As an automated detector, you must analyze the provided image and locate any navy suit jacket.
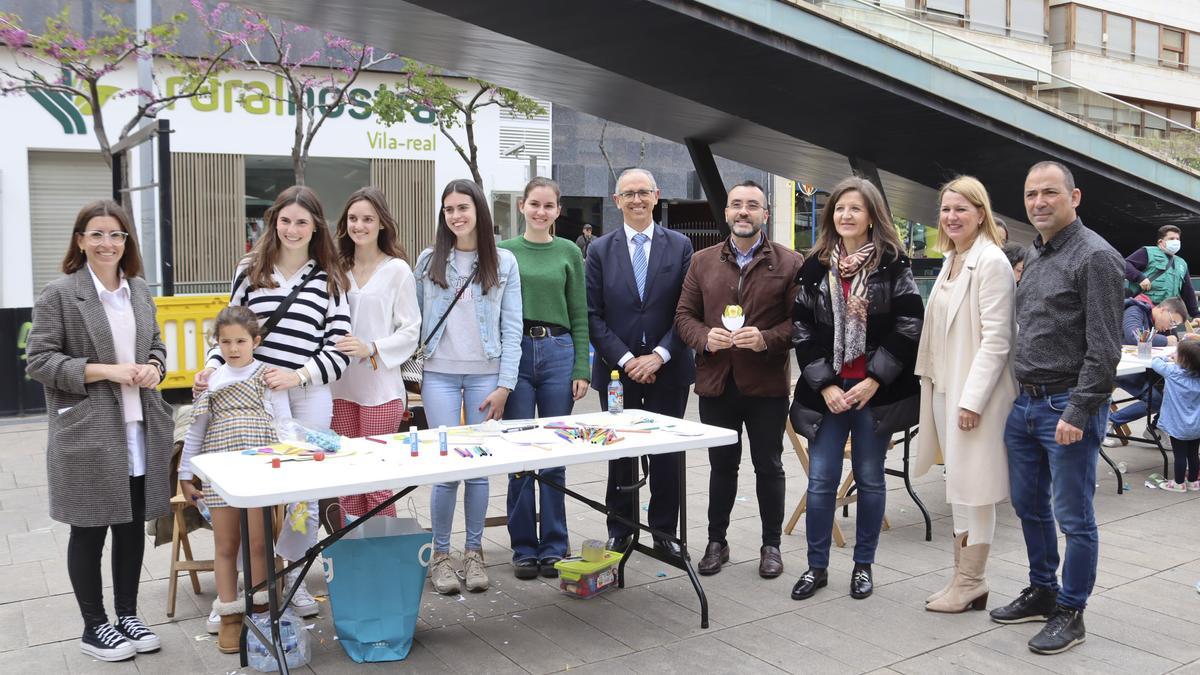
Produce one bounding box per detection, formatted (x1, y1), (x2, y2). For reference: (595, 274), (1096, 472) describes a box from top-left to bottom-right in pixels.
(586, 224), (696, 391)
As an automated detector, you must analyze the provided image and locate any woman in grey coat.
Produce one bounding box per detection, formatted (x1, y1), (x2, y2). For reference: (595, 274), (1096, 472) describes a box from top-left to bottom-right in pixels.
(26, 200), (174, 663)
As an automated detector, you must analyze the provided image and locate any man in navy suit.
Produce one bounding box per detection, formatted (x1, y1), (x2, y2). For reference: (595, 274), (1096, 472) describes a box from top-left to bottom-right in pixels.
(586, 168), (695, 560)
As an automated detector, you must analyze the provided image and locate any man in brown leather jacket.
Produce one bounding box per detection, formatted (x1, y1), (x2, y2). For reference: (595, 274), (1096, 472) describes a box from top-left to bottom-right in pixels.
(674, 180), (802, 579)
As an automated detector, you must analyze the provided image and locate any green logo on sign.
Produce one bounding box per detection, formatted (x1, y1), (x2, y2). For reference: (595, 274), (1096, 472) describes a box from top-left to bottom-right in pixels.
(30, 70), (117, 134)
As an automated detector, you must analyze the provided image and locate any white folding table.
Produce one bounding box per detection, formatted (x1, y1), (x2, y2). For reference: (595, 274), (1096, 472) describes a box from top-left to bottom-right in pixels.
(193, 410), (737, 672)
(1107, 346), (1176, 489)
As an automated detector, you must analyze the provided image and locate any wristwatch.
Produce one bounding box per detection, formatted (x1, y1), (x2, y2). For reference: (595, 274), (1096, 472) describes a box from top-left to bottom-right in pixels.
(148, 358), (166, 384)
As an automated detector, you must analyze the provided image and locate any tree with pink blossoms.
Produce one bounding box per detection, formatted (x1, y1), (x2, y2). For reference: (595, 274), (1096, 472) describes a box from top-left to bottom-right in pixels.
(194, 1), (398, 184)
(0, 6), (237, 185)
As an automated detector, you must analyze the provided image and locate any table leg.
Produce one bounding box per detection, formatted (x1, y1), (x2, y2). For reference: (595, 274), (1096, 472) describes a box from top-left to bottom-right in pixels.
(530, 465), (710, 628)
(883, 429), (931, 541)
(261, 506), (291, 675)
(236, 487), (420, 670)
(675, 455), (709, 629)
(238, 509), (251, 667)
(1098, 447), (1124, 495)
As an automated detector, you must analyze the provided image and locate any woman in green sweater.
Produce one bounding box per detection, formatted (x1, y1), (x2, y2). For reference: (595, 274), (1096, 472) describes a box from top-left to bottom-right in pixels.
(499, 177), (590, 579)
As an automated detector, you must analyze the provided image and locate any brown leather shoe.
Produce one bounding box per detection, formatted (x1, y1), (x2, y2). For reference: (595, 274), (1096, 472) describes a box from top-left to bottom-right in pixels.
(697, 541), (729, 576)
(759, 545), (783, 578)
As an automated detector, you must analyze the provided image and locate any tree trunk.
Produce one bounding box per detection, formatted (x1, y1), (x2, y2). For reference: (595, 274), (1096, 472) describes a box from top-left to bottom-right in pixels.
(464, 108), (483, 188)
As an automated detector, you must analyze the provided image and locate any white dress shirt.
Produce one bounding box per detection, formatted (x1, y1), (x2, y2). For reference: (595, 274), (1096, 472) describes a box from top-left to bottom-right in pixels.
(617, 222), (671, 368)
(87, 264), (145, 476)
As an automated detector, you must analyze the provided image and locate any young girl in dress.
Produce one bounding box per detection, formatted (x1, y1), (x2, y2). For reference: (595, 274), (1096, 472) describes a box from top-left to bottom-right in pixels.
(179, 306), (293, 653)
(331, 186), (421, 518)
(1152, 339), (1200, 493)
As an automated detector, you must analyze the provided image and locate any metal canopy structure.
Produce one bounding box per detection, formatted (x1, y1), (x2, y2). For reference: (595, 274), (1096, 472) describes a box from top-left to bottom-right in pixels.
(240, 0), (1200, 251)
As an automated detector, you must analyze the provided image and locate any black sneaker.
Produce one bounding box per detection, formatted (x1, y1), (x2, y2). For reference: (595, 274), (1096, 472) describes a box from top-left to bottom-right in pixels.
(790, 568), (828, 600)
(80, 623), (136, 662)
(114, 615), (161, 653)
(513, 558), (539, 580)
(989, 585), (1058, 624)
(539, 558), (562, 579)
(1028, 605), (1086, 655)
(850, 563), (874, 599)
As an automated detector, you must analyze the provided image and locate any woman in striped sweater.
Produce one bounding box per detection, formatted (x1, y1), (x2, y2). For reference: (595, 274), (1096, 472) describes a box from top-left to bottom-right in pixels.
(194, 184), (350, 618)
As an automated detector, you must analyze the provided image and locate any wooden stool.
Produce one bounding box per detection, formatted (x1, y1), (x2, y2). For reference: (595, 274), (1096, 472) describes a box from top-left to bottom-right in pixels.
(1110, 401), (1131, 446)
(783, 419), (889, 547)
(166, 482), (213, 618)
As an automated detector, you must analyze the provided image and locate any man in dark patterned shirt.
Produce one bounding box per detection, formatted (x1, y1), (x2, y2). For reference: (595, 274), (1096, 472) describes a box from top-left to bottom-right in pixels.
(989, 161), (1123, 655)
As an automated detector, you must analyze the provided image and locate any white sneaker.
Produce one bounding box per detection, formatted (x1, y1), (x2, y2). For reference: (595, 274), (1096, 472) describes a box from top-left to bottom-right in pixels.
(285, 569), (320, 617)
(1102, 436), (1121, 447)
(206, 607), (220, 634)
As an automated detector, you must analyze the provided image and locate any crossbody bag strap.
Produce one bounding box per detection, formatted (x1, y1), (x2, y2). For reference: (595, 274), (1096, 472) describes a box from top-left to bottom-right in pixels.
(260, 264), (323, 339)
(421, 267), (478, 348)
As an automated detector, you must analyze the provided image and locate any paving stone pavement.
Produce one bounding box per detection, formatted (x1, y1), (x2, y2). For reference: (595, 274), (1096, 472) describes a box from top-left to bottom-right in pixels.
(1, 395), (1197, 674)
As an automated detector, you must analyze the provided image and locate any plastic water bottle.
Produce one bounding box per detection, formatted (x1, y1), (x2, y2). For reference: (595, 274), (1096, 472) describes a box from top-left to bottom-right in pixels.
(607, 370), (624, 414)
(246, 608), (310, 672)
(193, 497), (212, 524)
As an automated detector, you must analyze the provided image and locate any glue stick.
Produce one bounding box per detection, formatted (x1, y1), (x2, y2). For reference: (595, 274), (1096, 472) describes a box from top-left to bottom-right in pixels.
(408, 426), (419, 457)
(438, 425), (448, 456)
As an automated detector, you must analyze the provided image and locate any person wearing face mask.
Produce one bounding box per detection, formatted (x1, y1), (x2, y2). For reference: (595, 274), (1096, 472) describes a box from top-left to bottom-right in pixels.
(674, 180), (803, 580)
(1124, 225), (1198, 319)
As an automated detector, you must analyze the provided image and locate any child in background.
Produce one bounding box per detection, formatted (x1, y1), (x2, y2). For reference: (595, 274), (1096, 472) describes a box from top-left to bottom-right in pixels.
(1151, 340), (1200, 493)
(178, 306), (293, 653)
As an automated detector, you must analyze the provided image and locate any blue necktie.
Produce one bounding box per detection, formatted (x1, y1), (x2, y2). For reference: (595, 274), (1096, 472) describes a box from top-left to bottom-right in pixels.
(632, 232), (648, 300)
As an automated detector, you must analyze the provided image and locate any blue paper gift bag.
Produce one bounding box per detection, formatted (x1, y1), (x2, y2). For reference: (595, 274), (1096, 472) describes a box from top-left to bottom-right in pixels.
(321, 516), (432, 663)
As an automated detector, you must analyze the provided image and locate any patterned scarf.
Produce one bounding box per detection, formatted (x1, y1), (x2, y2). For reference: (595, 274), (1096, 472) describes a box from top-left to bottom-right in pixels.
(829, 240), (876, 372)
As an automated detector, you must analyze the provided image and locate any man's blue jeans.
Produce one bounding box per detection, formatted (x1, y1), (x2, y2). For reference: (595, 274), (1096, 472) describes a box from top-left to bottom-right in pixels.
(1109, 374), (1162, 427)
(1004, 391), (1107, 610)
(805, 381), (890, 569)
(504, 334), (575, 562)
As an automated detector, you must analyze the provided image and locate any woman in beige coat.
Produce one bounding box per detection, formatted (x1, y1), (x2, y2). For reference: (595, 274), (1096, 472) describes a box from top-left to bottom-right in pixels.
(914, 175), (1016, 614)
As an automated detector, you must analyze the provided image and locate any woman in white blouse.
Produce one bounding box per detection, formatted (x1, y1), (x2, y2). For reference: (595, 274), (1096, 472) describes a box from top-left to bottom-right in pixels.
(331, 186), (422, 518)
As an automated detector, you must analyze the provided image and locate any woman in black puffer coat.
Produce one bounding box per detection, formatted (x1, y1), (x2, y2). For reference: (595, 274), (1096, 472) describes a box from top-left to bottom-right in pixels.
(788, 176), (923, 604)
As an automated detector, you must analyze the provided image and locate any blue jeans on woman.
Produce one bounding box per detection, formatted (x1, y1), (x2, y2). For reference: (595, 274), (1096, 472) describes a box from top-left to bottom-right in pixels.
(504, 334), (575, 563)
(805, 380), (891, 569)
(423, 371), (499, 553)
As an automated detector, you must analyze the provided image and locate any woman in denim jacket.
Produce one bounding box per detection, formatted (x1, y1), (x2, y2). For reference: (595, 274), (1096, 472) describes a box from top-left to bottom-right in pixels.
(414, 179), (523, 595)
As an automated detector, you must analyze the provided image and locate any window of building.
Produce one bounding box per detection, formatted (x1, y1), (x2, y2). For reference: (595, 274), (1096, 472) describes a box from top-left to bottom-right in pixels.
(1009, 0), (1045, 41)
(969, 0), (1006, 36)
(1162, 28), (1185, 69)
(1105, 14), (1133, 61)
(1135, 21), (1160, 66)
(243, 155), (370, 249)
(1191, 33), (1200, 73)
(925, 0), (965, 18)
(1049, 5), (1068, 48)
(1074, 7), (1103, 54)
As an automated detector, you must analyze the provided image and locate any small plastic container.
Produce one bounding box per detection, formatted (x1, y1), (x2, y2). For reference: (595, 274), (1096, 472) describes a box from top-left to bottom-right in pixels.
(555, 550), (623, 599)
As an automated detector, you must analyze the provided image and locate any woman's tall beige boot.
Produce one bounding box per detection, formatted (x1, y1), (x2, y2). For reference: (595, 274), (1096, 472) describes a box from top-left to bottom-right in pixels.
(926, 541), (990, 613)
(926, 531), (967, 604)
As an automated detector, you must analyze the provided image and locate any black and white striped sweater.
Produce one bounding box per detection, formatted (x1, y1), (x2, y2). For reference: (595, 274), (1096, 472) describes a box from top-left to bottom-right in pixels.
(205, 260), (352, 385)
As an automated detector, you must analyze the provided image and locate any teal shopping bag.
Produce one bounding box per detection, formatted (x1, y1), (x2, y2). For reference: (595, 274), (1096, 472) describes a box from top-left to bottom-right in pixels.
(321, 516), (432, 662)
